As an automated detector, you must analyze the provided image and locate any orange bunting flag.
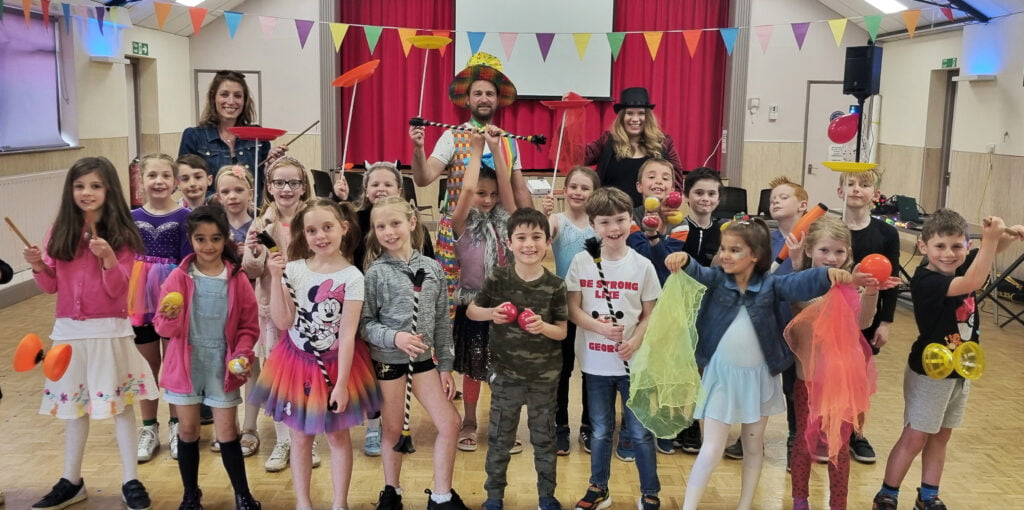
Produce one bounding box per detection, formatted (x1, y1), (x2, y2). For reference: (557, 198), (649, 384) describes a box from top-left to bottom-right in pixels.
(329, 23), (349, 52)
(902, 10), (921, 38)
(643, 31), (663, 60)
(827, 18), (847, 47)
(433, 30), (451, 56)
(755, 25), (773, 53)
(22, 0), (31, 28)
(153, 2), (172, 30)
(397, 28), (417, 57)
(682, 30), (701, 58)
(189, 7), (208, 35)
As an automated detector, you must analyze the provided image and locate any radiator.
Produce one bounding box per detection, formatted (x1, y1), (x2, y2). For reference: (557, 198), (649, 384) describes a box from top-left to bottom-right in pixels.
(1, 169), (68, 275)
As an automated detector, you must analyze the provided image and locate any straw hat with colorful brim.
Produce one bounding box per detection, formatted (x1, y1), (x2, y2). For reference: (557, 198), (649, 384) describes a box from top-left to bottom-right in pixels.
(449, 52), (517, 108)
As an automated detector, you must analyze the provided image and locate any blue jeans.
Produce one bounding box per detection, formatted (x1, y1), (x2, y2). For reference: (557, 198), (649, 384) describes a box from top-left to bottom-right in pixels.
(585, 373), (660, 495)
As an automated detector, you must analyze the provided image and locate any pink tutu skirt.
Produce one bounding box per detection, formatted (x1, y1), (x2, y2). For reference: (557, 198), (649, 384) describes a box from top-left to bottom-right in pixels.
(127, 256), (177, 326)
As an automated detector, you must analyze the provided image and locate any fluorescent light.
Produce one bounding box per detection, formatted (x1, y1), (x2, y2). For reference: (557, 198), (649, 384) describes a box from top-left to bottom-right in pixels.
(176, 0), (204, 7)
(865, 0), (907, 14)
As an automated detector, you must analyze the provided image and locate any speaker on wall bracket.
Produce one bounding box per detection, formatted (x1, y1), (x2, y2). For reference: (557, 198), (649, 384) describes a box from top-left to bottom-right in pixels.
(843, 45), (883, 102)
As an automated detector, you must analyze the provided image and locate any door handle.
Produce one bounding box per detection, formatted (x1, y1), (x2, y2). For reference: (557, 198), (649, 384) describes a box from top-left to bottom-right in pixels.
(807, 163), (814, 175)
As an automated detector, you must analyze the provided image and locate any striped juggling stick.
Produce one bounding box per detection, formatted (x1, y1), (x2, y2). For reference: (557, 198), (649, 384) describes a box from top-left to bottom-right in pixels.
(394, 268), (428, 454)
(282, 273), (338, 412)
(408, 117), (547, 148)
(583, 237), (629, 374)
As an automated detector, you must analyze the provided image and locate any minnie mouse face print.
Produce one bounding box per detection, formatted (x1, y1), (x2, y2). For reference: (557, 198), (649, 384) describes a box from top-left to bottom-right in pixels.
(297, 279), (347, 352)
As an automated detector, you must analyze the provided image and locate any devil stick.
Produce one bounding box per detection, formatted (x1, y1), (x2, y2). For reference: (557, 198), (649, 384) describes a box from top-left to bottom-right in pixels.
(394, 268), (427, 454)
(583, 237), (629, 374)
(408, 117), (547, 147)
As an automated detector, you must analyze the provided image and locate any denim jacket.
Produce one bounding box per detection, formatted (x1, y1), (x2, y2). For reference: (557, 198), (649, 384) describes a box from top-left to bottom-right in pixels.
(178, 125), (270, 195)
(683, 261), (831, 375)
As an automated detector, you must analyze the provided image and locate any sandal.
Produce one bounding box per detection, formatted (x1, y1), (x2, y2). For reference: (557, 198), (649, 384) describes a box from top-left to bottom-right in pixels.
(457, 425), (478, 452)
(240, 429), (260, 457)
(509, 438), (524, 455)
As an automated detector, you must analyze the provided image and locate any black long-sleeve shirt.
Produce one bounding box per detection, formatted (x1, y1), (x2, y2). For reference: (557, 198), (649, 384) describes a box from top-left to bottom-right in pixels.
(851, 218), (901, 342)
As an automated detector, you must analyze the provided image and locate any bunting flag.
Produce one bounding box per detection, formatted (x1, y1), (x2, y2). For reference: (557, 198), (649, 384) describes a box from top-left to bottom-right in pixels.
(189, 7), (208, 35)
(295, 19), (314, 48)
(62, 3), (72, 34)
(791, 22), (810, 50)
(109, 4), (117, 25)
(224, 11), (243, 39)
(827, 18), (847, 47)
(433, 29), (450, 56)
(41, 0), (51, 29)
(682, 30), (701, 58)
(864, 14), (882, 42)
(467, 31), (485, 54)
(22, 0), (31, 28)
(643, 31), (663, 60)
(153, 2), (172, 30)
(95, 6), (104, 35)
(397, 28), (416, 57)
(719, 27), (738, 55)
(755, 25), (773, 53)
(116, 7), (133, 29)
(572, 32), (591, 60)
(941, 7), (955, 22)
(329, 23), (349, 52)
(606, 32), (625, 61)
(364, 25), (383, 53)
(903, 10), (921, 37)
(536, 33), (555, 61)
(499, 32), (518, 60)
(258, 15), (277, 39)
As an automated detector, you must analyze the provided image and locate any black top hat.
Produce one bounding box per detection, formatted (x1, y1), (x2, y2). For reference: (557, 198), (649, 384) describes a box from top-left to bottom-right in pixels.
(613, 87), (655, 113)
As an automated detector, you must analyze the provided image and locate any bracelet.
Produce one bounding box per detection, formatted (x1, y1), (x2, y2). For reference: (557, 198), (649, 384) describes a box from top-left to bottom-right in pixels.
(646, 233), (660, 240)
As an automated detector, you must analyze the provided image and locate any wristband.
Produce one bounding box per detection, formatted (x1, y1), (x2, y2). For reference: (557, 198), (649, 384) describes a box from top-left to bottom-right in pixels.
(646, 233), (661, 240)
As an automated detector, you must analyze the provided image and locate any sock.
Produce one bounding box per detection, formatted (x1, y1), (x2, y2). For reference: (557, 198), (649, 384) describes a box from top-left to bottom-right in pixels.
(430, 492), (452, 504)
(142, 418), (158, 427)
(219, 439), (252, 497)
(114, 410), (139, 483)
(177, 437), (200, 490)
(393, 487), (403, 495)
(918, 483), (939, 501)
(168, 417), (179, 425)
(879, 483), (900, 498)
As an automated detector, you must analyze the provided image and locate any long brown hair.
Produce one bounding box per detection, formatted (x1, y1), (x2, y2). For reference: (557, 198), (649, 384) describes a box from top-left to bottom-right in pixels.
(721, 217), (772, 274)
(287, 199), (361, 263)
(258, 157), (312, 218)
(363, 196), (424, 270)
(198, 71), (256, 127)
(610, 107), (667, 161)
(47, 157), (144, 261)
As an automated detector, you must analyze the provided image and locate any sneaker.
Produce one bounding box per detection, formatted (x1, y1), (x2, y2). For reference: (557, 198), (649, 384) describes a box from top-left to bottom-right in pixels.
(199, 404), (214, 425)
(169, 422), (180, 460)
(235, 492), (262, 510)
(264, 441), (290, 472)
(556, 426), (571, 456)
(578, 427), (592, 454)
(375, 485), (402, 510)
(210, 439), (221, 453)
(724, 438), (743, 460)
(539, 495), (562, 510)
(177, 487), (202, 510)
(364, 420), (382, 457)
(575, 485), (611, 510)
(425, 488), (468, 510)
(137, 423), (159, 463)
(792, 498), (809, 510)
(31, 478), (86, 509)
(615, 438), (635, 462)
(850, 433), (877, 463)
(786, 435), (794, 473)
(872, 493), (899, 510)
(637, 494), (660, 510)
(675, 422), (701, 454)
(655, 438), (675, 455)
(311, 440), (322, 468)
(482, 498), (503, 510)
(915, 494), (947, 510)
(122, 479), (152, 510)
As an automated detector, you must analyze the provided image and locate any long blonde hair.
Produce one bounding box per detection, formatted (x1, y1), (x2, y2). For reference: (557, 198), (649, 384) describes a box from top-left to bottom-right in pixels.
(363, 196), (424, 270)
(800, 215), (854, 271)
(610, 108), (667, 161)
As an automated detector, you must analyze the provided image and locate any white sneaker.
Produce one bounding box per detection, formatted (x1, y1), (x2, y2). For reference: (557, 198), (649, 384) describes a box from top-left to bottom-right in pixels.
(137, 423), (159, 463)
(264, 441), (290, 472)
(168, 421), (179, 460)
(311, 440), (322, 468)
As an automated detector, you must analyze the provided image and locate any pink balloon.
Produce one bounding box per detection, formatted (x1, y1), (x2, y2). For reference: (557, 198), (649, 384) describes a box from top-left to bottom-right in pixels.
(827, 114), (860, 144)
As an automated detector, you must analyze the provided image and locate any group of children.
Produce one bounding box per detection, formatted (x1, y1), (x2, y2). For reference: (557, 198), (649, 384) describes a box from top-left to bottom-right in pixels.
(13, 140), (1024, 510)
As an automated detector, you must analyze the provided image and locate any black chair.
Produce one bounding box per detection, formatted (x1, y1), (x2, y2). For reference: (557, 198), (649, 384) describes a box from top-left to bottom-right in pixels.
(756, 188), (772, 217)
(343, 172), (363, 202)
(713, 186), (748, 220)
(311, 169), (333, 198)
(402, 175), (447, 222)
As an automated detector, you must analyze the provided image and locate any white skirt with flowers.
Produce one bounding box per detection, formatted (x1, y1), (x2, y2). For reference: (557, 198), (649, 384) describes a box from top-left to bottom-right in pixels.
(39, 335), (158, 420)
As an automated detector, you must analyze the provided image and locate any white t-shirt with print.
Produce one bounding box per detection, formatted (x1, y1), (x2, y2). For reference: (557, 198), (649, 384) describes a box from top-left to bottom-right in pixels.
(284, 260), (364, 352)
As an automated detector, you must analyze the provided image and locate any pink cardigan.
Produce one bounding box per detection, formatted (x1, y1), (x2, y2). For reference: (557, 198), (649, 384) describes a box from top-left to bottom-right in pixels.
(34, 237), (135, 320)
(154, 255), (259, 394)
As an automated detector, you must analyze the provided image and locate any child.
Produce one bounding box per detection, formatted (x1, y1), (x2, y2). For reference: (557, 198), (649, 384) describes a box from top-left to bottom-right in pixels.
(664, 218), (856, 510)
(541, 166), (599, 455)
(567, 186), (662, 510)
(178, 154), (212, 208)
(468, 208), (569, 510)
(23, 156), (155, 510)
(154, 206), (262, 509)
(241, 156), (316, 472)
(452, 130), (516, 454)
(676, 166), (724, 267)
(131, 153), (194, 462)
(872, 210), (1023, 510)
(250, 199), (382, 510)
(215, 165), (255, 248)
(629, 158), (681, 235)
(837, 168), (901, 463)
(360, 195), (468, 510)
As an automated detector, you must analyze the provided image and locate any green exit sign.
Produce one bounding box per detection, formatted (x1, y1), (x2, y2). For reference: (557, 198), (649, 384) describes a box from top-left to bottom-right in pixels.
(131, 41), (149, 56)
(942, 57), (957, 68)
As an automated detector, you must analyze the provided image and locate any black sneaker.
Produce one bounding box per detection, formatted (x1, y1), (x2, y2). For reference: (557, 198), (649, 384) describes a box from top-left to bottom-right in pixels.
(723, 438), (743, 459)
(915, 494), (947, 510)
(575, 485), (610, 510)
(872, 493), (898, 510)
(235, 492), (262, 510)
(376, 485), (403, 510)
(538, 495), (562, 510)
(177, 487), (202, 510)
(578, 426), (592, 454)
(32, 478), (87, 509)
(675, 422), (701, 454)
(655, 438), (675, 455)
(638, 494), (660, 510)
(786, 435), (794, 473)
(425, 488), (469, 510)
(122, 479), (152, 510)
(199, 404), (214, 425)
(556, 425), (571, 456)
(849, 433), (877, 464)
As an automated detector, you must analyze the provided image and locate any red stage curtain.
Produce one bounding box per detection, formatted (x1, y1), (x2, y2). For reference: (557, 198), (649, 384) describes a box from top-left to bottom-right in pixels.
(338, 0), (728, 172)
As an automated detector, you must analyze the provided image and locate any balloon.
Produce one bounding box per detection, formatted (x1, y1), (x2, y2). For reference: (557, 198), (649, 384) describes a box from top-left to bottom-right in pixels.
(827, 114), (860, 144)
(499, 302), (518, 322)
(860, 254), (893, 282)
(922, 343), (954, 380)
(644, 196), (661, 213)
(953, 342), (986, 380)
(517, 309), (537, 331)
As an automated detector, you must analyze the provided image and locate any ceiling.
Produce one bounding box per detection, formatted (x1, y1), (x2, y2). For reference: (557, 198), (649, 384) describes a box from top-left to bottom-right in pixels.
(110, 0), (246, 36)
(818, 0), (1024, 35)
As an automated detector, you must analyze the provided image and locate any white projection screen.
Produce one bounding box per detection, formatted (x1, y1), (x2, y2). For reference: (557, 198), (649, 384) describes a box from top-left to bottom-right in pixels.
(454, 0), (614, 99)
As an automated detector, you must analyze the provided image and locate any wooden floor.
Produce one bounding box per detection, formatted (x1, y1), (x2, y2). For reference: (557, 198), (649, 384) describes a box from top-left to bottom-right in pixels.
(2, 292), (1023, 510)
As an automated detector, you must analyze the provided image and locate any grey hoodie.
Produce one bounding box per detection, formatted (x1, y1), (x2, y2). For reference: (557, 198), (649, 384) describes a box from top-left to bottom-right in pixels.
(360, 251), (453, 371)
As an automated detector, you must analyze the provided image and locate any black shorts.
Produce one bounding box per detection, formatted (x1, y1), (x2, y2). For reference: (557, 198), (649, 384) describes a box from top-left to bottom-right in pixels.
(133, 324), (162, 345)
(373, 358), (436, 381)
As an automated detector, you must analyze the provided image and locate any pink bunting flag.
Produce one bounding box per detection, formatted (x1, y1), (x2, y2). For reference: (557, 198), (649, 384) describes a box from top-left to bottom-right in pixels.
(791, 22), (810, 50)
(295, 19), (314, 48)
(682, 30), (701, 58)
(499, 32), (518, 60)
(259, 16), (277, 39)
(41, 0), (51, 29)
(536, 33), (555, 61)
(755, 25), (773, 53)
(941, 7), (955, 22)
(189, 7), (208, 35)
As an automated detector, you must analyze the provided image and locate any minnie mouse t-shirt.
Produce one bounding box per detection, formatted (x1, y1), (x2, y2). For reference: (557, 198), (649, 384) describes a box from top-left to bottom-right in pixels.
(284, 260), (364, 353)
(908, 250), (980, 378)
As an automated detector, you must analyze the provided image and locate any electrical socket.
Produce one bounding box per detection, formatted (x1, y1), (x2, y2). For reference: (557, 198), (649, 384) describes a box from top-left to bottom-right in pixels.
(768, 104), (779, 121)
(985, 143), (996, 153)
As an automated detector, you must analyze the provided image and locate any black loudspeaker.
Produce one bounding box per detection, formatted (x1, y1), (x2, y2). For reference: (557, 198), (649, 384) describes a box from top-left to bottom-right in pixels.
(843, 46), (883, 100)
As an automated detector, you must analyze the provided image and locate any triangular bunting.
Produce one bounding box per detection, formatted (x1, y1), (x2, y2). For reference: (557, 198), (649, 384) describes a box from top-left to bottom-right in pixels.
(433, 30), (450, 56)
(41, 0), (51, 29)
(95, 6), (104, 35)
(258, 16), (277, 39)
(755, 25), (773, 53)
(682, 30), (701, 58)
(499, 32), (518, 60)
(116, 7), (132, 29)
(536, 33), (555, 61)
(572, 33), (591, 60)
(153, 2), (172, 31)
(295, 19), (314, 48)
(791, 22), (810, 50)
(61, 3), (72, 34)
(397, 28), (417, 57)
(941, 7), (955, 22)
(223, 11), (243, 39)
(22, 0), (31, 28)
(643, 31), (663, 60)
(329, 23), (349, 52)
(189, 7), (208, 35)
(864, 14), (882, 42)
(606, 32), (625, 60)
(827, 18), (847, 47)
(903, 10), (921, 37)
(467, 31), (485, 55)
(719, 27), (738, 55)
(364, 25), (383, 53)
(109, 4), (117, 25)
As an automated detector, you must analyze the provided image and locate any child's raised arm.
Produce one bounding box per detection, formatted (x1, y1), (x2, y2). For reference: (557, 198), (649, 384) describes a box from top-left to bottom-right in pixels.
(948, 216), (1012, 296)
(452, 133), (485, 238)
(484, 126), (517, 214)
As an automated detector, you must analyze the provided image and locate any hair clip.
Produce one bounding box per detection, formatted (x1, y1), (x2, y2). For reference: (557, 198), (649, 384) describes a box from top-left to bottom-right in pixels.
(231, 165), (246, 177)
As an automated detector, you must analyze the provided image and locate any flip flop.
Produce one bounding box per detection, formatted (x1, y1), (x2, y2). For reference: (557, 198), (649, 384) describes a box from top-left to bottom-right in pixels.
(457, 426), (478, 452)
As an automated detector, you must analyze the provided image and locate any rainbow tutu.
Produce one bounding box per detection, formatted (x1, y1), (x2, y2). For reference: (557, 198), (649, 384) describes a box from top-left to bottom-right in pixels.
(128, 255), (177, 326)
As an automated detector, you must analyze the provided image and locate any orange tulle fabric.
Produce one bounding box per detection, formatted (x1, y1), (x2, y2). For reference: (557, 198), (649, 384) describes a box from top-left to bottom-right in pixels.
(784, 284), (877, 463)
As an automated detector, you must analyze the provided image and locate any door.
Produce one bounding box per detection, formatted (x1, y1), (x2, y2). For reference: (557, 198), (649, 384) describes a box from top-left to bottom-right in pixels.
(125, 60), (141, 161)
(802, 81), (857, 211)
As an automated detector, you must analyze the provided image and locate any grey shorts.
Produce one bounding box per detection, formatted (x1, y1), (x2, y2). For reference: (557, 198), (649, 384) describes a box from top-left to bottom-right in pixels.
(903, 365), (970, 434)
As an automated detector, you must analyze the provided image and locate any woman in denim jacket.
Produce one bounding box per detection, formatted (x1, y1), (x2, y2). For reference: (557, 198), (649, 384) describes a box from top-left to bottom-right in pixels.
(665, 218), (862, 510)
